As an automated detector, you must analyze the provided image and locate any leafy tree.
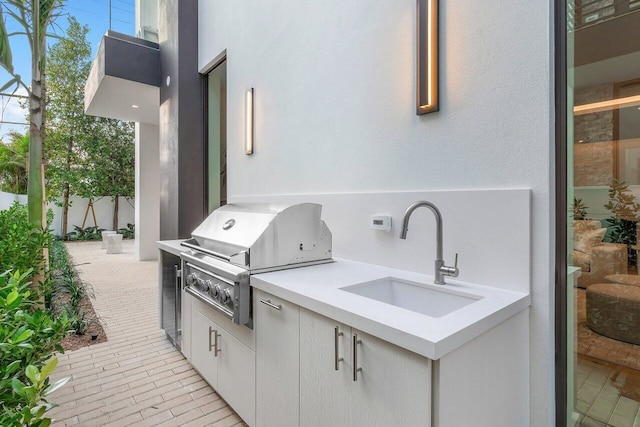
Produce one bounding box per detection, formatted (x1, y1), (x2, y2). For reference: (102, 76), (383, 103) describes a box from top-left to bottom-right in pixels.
(45, 16), (92, 236)
(84, 119), (134, 231)
(46, 16), (134, 234)
(0, 0), (64, 230)
(0, 131), (28, 194)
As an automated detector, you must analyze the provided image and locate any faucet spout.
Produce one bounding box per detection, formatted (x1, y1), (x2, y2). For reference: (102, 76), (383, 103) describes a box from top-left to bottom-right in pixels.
(399, 200), (458, 285)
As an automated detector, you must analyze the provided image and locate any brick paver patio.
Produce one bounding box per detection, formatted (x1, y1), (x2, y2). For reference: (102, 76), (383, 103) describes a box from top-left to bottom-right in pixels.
(47, 240), (245, 426)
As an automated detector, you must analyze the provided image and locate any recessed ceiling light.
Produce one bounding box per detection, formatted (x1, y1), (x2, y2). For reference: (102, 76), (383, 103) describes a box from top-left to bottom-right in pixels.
(131, 104), (139, 109)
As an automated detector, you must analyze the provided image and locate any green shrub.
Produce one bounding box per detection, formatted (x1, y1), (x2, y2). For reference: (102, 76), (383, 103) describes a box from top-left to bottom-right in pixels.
(118, 223), (134, 239)
(64, 225), (103, 242)
(0, 270), (70, 425)
(0, 203), (52, 280)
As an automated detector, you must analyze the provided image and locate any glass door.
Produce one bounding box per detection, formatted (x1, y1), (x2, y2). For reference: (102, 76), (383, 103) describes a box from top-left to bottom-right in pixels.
(206, 60), (227, 214)
(562, 1), (640, 425)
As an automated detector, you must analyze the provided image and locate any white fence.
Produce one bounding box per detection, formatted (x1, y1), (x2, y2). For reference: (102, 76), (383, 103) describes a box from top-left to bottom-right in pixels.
(0, 191), (135, 237)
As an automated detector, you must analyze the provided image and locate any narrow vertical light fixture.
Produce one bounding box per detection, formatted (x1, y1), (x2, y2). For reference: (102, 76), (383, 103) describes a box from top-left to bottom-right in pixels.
(245, 88), (254, 154)
(416, 0), (438, 115)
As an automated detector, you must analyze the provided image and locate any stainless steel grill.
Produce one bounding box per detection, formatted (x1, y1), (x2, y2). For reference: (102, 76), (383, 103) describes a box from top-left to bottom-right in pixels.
(180, 203), (332, 327)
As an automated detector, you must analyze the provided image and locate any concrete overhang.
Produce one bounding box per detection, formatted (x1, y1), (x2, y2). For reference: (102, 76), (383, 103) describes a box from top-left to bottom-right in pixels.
(85, 31), (160, 125)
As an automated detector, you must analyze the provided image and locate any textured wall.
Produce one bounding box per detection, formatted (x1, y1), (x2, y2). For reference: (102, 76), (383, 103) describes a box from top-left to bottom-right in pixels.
(199, 0), (553, 424)
(574, 140), (614, 186)
(574, 83), (614, 144)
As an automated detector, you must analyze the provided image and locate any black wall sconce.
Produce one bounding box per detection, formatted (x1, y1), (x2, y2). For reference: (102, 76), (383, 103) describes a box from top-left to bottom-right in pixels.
(416, 0), (439, 115)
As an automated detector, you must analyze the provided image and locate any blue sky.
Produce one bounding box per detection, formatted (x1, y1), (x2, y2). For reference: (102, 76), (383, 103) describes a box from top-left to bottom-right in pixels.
(0, 0), (135, 140)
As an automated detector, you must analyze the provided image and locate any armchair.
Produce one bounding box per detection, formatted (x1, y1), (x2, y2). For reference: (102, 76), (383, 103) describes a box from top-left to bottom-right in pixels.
(573, 220), (628, 288)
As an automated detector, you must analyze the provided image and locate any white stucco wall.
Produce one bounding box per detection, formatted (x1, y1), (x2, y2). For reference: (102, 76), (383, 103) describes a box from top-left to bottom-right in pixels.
(48, 196), (135, 237)
(199, 1), (554, 424)
(135, 123), (160, 260)
(0, 192), (135, 237)
(0, 190), (26, 208)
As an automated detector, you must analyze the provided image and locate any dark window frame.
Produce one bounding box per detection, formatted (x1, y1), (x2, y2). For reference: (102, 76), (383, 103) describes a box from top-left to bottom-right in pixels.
(555, 0), (568, 425)
(203, 56), (228, 215)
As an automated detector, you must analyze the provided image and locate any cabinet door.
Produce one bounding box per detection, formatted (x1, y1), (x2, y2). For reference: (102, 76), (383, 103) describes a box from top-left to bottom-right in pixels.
(191, 308), (218, 388)
(255, 290), (300, 427)
(300, 308), (352, 427)
(217, 327), (256, 426)
(351, 329), (431, 427)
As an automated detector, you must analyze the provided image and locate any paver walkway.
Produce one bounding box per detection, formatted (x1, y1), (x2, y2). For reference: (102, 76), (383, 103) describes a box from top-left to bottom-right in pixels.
(48, 240), (245, 427)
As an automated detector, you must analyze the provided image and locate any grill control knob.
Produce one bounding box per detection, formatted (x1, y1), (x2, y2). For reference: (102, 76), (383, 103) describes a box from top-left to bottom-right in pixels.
(186, 273), (197, 286)
(222, 288), (234, 304)
(202, 280), (212, 293)
(212, 284), (221, 298)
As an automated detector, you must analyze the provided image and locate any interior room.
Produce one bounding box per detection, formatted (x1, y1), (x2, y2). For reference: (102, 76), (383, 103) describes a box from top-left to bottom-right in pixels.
(569, 1), (640, 425)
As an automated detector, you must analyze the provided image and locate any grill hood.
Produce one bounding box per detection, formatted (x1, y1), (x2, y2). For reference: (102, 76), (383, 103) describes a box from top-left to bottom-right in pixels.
(185, 203), (332, 272)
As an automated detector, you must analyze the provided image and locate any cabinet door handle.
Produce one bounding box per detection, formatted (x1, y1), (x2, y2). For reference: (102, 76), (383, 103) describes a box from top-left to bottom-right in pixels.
(353, 333), (362, 381)
(334, 327), (344, 370)
(209, 326), (221, 356)
(175, 265), (180, 339)
(260, 299), (282, 310)
(214, 329), (221, 357)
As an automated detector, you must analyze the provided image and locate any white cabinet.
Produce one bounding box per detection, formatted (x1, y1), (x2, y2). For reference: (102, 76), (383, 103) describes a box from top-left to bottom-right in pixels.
(300, 308), (431, 427)
(190, 304), (256, 426)
(191, 308), (218, 385)
(255, 290), (300, 427)
(300, 309), (351, 426)
(350, 328), (430, 426)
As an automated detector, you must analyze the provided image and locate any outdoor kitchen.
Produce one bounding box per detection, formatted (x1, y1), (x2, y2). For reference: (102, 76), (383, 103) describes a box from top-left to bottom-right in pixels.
(158, 195), (531, 427)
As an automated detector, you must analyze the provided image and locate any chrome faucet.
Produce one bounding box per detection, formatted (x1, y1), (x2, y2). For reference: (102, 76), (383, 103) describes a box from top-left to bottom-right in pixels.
(400, 201), (459, 285)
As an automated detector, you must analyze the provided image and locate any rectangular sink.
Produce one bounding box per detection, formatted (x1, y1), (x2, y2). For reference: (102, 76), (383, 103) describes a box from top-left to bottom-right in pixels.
(341, 277), (481, 318)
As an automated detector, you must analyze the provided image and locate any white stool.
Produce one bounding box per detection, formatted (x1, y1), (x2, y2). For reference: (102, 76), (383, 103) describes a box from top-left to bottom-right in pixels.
(101, 230), (117, 249)
(106, 234), (123, 254)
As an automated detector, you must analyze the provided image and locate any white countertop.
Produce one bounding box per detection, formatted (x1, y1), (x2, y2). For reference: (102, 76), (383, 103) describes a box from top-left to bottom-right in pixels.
(157, 239), (186, 256)
(251, 259), (530, 360)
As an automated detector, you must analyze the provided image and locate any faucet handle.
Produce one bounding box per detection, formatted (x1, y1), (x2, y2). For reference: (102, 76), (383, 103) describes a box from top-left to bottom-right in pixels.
(440, 253), (459, 278)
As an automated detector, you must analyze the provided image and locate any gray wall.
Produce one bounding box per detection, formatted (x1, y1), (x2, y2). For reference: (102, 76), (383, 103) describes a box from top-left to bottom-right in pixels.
(159, 0), (205, 240)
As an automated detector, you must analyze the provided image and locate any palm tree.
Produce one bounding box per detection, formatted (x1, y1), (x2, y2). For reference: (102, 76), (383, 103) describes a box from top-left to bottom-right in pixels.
(0, 0), (63, 228)
(0, 131), (28, 194)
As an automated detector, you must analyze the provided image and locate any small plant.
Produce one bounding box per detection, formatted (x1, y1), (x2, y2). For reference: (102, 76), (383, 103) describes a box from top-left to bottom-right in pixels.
(604, 180), (640, 266)
(66, 307), (88, 336)
(0, 202), (52, 279)
(48, 240), (96, 337)
(0, 270), (70, 425)
(3, 358), (71, 426)
(118, 223), (135, 239)
(572, 198), (589, 220)
(64, 225), (104, 242)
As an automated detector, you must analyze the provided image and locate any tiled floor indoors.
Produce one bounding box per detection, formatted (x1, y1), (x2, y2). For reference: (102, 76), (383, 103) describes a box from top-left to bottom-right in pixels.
(576, 355), (640, 427)
(574, 285), (640, 427)
(47, 240), (246, 427)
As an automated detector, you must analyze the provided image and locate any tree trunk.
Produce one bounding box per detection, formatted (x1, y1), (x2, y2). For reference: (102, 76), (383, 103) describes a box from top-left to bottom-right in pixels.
(28, 0), (47, 301)
(62, 183), (70, 236)
(28, 79), (44, 229)
(61, 135), (73, 236)
(113, 196), (119, 231)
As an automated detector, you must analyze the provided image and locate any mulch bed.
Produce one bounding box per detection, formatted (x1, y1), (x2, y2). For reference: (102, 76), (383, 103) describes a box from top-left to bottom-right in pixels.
(59, 293), (107, 351)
